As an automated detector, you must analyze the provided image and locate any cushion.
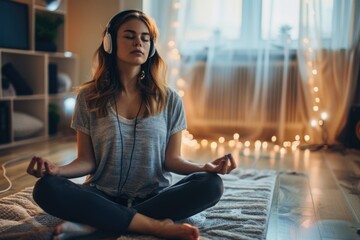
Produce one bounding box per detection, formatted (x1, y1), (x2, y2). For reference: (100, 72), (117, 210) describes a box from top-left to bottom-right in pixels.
(13, 112), (44, 140)
(2, 63), (33, 95)
(57, 72), (72, 93)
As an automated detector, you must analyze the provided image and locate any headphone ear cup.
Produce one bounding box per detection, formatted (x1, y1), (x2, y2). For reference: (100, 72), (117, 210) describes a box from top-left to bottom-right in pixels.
(149, 40), (156, 58)
(103, 32), (113, 54)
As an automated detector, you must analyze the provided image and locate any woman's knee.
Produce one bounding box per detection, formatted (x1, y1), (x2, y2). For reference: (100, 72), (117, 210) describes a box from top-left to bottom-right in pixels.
(208, 172), (224, 200)
(195, 172), (224, 202)
(33, 175), (62, 206)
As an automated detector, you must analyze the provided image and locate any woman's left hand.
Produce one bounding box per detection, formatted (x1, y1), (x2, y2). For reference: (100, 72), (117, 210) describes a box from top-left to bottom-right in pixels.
(204, 153), (237, 175)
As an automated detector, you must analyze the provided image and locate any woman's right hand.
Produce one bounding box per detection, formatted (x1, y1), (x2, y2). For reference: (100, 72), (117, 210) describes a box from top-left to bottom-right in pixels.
(26, 156), (60, 178)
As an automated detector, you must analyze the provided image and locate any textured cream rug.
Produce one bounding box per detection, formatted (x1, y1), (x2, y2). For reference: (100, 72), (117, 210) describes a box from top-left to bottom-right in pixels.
(0, 169), (277, 240)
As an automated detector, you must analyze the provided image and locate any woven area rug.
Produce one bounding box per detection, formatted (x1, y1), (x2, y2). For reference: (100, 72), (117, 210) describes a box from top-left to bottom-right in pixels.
(0, 168), (277, 240)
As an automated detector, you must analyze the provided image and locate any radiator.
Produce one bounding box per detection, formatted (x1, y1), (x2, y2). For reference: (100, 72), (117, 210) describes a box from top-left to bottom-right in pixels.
(181, 60), (304, 139)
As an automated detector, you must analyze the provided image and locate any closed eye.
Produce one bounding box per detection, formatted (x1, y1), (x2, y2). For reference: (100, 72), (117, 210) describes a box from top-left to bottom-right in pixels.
(141, 37), (150, 42)
(124, 35), (135, 39)
(123, 35), (150, 43)
(123, 29), (151, 42)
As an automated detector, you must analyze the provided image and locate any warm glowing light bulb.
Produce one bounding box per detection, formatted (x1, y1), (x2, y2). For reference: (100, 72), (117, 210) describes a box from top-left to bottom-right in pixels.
(304, 135), (311, 142)
(283, 141), (291, 148)
(244, 141), (250, 148)
(295, 135), (300, 141)
(210, 142), (217, 149)
(313, 87), (319, 92)
(313, 106), (319, 112)
(321, 112), (328, 120)
(315, 97), (320, 103)
(233, 133), (240, 140)
(271, 136), (277, 142)
(200, 139), (208, 147)
(310, 119), (317, 127)
(218, 137), (225, 144)
(228, 140), (236, 148)
(168, 41), (175, 48)
(312, 69), (318, 75)
(176, 78), (185, 88)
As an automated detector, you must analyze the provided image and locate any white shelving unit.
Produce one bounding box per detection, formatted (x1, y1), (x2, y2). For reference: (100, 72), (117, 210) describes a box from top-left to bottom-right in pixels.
(0, 0), (78, 149)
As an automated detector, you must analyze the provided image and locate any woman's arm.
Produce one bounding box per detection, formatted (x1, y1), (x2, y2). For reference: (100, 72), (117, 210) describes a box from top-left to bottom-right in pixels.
(164, 131), (237, 175)
(27, 130), (96, 178)
(57, 130), (96, 178)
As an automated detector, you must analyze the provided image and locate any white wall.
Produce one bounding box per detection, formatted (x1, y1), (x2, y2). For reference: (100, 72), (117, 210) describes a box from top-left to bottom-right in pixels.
(66, 0), (143, 85)
(120, 0), (143, 11)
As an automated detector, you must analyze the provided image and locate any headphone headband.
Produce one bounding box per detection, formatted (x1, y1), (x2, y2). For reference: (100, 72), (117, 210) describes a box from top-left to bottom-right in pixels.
(103, 10), (156, 58)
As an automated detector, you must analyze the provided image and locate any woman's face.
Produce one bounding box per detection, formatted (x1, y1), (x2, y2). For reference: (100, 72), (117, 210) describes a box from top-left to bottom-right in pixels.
(116, 18), (151, 66)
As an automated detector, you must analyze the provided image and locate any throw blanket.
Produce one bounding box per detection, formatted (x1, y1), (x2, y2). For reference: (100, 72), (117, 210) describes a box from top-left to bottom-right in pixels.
(0, 169), (277, 240)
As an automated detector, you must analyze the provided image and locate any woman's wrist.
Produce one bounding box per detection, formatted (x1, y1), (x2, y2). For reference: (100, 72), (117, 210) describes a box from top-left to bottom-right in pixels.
(56, 167), (62, 177)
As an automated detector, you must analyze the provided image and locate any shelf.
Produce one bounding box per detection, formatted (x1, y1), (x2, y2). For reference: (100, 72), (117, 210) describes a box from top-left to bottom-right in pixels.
(1, 95), (46, 100)
(48, 92), (75, 100)
(0, 0), (78, 149)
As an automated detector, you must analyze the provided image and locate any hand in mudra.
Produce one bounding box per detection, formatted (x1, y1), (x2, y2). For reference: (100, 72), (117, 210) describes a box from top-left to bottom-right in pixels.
(27, 156), (59, 178)
(204, 153), (237, 175)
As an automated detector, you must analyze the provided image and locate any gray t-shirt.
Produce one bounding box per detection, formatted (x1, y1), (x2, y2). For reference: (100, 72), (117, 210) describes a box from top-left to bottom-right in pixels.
(71, 87), (186, 198)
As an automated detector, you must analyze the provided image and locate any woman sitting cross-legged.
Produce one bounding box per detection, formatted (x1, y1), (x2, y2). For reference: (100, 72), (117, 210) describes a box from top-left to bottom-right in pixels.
(26, 9), (237, 240)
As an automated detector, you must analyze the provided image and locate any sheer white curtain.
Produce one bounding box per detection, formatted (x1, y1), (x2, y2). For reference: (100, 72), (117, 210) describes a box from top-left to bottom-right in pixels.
(144, 0), (360, 144)
(297, 0), (360, 144)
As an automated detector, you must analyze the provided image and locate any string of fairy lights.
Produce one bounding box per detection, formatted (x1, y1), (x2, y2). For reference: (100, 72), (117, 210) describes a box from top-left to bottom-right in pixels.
(163, 0), (326, 156)
(303, 0), (328, 144)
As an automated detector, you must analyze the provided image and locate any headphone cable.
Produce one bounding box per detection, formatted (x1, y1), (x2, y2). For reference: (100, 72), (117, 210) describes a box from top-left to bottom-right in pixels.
(118, 101), (142, 194)
(0, 154), (32, 194)
(114, 97), (143, 195)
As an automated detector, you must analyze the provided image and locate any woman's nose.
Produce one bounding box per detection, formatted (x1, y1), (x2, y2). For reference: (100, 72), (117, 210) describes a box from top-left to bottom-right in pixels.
(133, 37), (142, 46)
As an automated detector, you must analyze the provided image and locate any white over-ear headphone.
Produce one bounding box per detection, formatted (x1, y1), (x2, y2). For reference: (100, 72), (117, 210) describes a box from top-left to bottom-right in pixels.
(103, 29), (113, 54)
(103, 10), (156, 58)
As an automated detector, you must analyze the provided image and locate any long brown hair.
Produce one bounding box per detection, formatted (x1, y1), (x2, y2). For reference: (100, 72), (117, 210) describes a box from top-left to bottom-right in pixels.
(80, 10), (168, 117)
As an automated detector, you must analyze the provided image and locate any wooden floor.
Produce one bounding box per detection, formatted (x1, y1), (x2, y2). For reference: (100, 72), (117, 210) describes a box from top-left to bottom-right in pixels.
(0, 136), (360, 240)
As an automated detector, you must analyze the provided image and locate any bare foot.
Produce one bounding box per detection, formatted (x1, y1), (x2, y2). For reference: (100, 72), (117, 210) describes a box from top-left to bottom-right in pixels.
(152, 219), (199, 240)
(53, 221), (96, 240)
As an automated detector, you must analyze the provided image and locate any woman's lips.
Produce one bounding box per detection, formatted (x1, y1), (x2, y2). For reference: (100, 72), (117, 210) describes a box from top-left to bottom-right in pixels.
(131, 50), (144, 55)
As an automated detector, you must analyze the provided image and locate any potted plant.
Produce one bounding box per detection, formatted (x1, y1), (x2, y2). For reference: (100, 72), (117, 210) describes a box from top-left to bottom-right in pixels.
(35, 14), (63, 52)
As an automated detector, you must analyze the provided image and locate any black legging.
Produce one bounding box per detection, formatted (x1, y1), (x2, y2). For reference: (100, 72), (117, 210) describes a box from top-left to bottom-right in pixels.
(33, 172), (223, 234)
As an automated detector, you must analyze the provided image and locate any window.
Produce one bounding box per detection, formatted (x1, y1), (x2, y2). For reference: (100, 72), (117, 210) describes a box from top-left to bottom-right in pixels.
(181, 0), (242, 41)
(144, 0), (336, 51)
(261, 0), (300, 40)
